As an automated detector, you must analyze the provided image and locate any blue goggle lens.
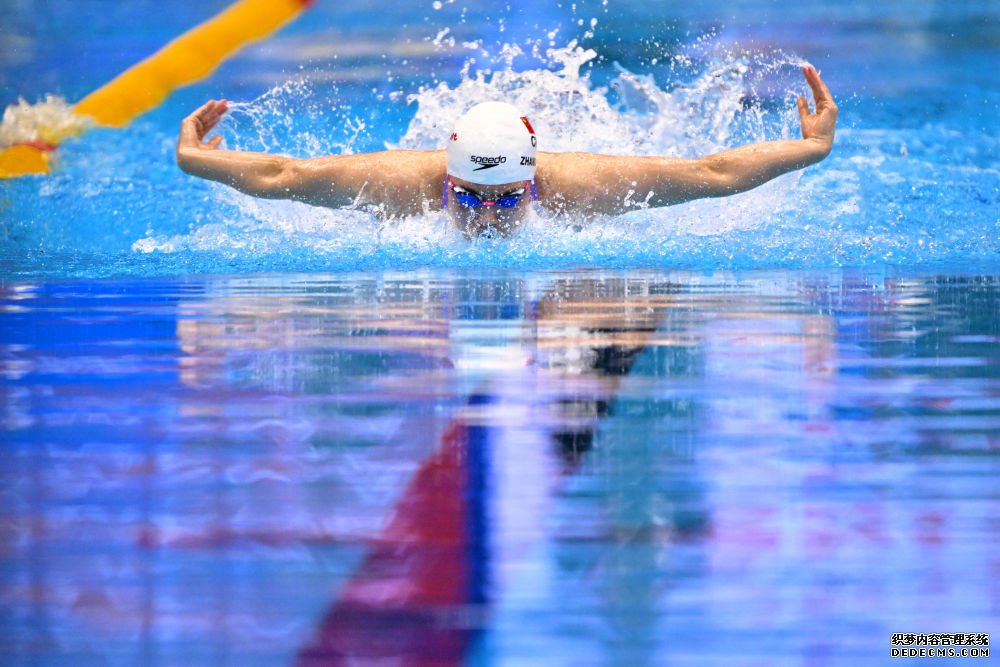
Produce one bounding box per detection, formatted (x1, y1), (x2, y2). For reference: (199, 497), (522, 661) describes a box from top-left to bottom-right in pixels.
(453, 187), (525, 209)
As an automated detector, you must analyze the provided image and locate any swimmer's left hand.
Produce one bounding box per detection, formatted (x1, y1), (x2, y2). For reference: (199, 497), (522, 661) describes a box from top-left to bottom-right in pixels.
(178, 99), (229, 152)
(797, 66), (838, 157)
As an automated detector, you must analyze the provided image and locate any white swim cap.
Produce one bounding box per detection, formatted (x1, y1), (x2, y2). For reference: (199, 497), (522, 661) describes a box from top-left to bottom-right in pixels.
(446, 101), (537, 185)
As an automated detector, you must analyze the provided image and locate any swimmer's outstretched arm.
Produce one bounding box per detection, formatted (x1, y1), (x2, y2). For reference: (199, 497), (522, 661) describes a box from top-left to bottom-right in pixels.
(176, 99), (441, 215)
(539, 65), (838, 215)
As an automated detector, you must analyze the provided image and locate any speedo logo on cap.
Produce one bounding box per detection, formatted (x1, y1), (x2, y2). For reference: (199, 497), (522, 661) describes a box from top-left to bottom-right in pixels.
(470, 155), (507, 171)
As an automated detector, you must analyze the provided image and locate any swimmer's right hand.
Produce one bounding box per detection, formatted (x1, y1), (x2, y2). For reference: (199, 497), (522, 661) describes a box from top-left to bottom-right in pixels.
(178, 99), (229, 154)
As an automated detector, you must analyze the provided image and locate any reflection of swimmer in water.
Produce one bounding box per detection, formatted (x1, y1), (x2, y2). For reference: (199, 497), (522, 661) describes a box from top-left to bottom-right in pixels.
(177, 66), (837, 239)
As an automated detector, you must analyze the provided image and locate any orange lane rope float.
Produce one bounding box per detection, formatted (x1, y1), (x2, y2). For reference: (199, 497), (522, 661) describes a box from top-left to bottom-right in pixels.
(0, 0), (312, 178)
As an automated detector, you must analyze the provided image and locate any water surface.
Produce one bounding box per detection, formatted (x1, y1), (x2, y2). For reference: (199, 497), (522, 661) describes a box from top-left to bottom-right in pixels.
(2, 270), (998, 665)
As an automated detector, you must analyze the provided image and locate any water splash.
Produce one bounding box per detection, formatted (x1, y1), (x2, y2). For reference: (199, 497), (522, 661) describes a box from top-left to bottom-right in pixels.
(130, 40), (817, 272)
(7, 34), (998, 278)
(0, 96), (91, 147)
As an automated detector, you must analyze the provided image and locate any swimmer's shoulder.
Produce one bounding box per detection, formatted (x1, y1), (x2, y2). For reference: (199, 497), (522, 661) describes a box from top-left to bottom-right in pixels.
(534, 151), (651, 215)
(393, 149), (446, 180)
(349, 149), (445, 188)
(534, 151), (608, 208)
(357, 149), (445, 217)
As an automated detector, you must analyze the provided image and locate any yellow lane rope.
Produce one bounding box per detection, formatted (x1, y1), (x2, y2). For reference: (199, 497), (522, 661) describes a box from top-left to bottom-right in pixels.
(1, 0), (311, 178)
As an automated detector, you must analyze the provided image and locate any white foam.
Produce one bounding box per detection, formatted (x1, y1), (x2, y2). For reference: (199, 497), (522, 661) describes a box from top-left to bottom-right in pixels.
(0, 95), (91, 147)
(137, 39), (814, 265)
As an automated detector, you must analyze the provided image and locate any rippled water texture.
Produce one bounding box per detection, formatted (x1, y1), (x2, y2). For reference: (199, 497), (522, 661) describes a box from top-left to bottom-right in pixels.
(2, 0), (999, 276)
(2, 271), (999, 665)
(2, 1), (999, 665)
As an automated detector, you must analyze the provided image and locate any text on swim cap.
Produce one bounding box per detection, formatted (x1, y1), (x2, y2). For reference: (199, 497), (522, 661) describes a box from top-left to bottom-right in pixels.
(470, 155), (506, 171)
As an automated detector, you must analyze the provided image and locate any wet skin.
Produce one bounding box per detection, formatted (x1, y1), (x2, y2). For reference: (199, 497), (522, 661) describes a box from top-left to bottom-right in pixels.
(178, 67), (837, 226)
(444, 175), (533, 240)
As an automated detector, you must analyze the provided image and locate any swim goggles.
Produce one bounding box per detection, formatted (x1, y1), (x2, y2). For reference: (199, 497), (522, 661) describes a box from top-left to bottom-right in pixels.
(450, 180), (526, 209)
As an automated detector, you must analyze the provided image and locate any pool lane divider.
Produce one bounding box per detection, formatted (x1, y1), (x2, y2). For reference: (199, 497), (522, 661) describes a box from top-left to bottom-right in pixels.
(0, 0), (312, 179)
(0, 142), (53, 178)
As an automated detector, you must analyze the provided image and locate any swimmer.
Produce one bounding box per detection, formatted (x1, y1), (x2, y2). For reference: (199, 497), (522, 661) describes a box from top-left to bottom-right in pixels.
(177, 66), (837, 239)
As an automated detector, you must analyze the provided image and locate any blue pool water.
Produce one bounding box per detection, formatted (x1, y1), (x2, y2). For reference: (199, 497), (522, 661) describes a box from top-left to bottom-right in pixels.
(2, 1), (999, 665)
(3, 270), (999, 667)
(3, 0), (998, 276)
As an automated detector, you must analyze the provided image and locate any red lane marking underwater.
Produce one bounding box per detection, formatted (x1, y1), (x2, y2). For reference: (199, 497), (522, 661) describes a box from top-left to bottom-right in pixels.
(0, 0), (311, 178)
(295, 417), (485, 666)
(293, 322), (652, 664)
